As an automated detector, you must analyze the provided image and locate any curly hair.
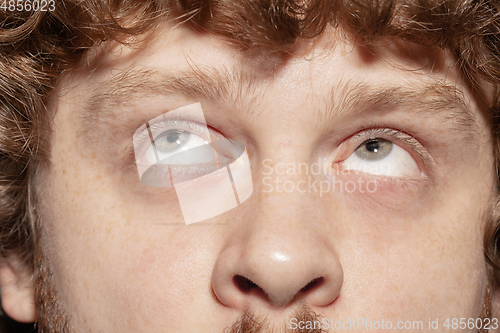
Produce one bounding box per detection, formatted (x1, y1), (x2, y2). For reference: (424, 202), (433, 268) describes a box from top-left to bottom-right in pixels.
(1, 0), (500, 323)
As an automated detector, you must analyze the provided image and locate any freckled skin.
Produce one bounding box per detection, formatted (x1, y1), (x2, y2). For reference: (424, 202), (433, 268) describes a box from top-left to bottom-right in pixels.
(28, 24), (497, 332)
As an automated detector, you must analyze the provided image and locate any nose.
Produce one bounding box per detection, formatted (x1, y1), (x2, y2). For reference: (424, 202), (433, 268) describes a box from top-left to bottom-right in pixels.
(211, 172), (343, 310)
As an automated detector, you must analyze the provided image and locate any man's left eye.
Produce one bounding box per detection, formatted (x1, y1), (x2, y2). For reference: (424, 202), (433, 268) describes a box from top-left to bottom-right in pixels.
(341, 138), (421, 177)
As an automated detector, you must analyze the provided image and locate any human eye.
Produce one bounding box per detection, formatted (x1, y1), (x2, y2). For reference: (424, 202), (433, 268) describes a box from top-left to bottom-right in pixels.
(340, 129), (423, 178)
(133, 107), (245, 188)
(140, 121), (218, 166)
(135, 120), (228, 186)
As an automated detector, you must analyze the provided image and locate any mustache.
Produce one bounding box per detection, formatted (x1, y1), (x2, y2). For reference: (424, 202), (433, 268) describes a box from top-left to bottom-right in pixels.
(224, 306), (329, 333)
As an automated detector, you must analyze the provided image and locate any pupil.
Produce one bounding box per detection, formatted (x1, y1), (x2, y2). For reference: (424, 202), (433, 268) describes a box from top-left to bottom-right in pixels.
(366, 140), (379, 152)
(167, 132), (180, 143)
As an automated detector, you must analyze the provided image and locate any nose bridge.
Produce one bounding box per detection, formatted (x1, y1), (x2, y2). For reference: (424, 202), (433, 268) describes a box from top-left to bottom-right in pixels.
(255, 139), (327, 226)
(254, 171), (325, 240)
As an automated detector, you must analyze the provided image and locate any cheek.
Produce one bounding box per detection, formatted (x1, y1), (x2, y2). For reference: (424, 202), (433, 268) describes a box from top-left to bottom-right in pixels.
(320, 170), (491, 319)
(350, 228), (485, 312)
(37, 124), (228, 330)
(39, 169), (225, 330)
(331, 211), (488, 323)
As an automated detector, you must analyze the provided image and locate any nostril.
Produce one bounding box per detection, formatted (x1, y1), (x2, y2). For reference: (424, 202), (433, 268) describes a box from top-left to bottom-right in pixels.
(300, 277), (323, 293)
(233, 275), (258, 292)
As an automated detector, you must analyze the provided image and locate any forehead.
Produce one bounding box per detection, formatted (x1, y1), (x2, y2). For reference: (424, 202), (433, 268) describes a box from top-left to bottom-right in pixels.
(66, 24), (466, 96)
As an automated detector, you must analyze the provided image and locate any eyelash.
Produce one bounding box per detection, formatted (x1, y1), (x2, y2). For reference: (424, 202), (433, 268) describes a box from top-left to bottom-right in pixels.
(123, 119), (212, 168)
(344, 128), (434, 175)
(133, 119), (211, 146)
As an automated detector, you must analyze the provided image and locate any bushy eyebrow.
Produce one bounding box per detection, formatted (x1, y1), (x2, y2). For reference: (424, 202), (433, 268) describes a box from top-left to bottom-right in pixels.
(81, 67), (480, 142)
(81, 67), (259, 134)
(323, 79), (479, 140)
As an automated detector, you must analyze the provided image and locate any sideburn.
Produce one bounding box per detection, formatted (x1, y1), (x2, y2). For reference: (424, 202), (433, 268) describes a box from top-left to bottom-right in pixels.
(34, 246), (72, 333)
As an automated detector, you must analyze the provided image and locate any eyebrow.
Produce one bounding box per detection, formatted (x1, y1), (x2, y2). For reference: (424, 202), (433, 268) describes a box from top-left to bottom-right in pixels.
(322, 79), (479, 140)
(81, 67), (259, 135)
(81, 67), (479, 142)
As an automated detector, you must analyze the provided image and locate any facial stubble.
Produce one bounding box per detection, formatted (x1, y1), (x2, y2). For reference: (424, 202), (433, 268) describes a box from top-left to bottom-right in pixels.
(33, 246), (493, 333)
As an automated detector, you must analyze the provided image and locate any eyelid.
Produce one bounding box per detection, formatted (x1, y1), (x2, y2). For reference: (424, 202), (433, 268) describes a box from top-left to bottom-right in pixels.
(132, 117), (240, 177)
(132, 119), (229, 163)
(134, 119), (212, 147)
(341, 128), (436, 177)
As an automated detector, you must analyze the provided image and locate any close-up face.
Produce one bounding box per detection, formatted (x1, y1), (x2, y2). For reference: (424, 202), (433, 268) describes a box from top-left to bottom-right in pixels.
(7, 20), (498, 332)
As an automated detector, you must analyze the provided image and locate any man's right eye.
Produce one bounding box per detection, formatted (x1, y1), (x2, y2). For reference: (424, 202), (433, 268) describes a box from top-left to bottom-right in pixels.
(154, 129), (192, 153)
(132, 103), (250, 191)
(145, 126), (215, 166)
(134, 120), (247, 187)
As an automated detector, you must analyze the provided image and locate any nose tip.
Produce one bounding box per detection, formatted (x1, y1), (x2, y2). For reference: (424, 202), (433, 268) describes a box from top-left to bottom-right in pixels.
(212, 245), (343, 310)
(212, 161), (344, 311)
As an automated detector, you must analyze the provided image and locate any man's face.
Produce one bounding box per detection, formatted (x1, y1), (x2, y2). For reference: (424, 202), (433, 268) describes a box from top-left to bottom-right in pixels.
(31, 24), (495, 332)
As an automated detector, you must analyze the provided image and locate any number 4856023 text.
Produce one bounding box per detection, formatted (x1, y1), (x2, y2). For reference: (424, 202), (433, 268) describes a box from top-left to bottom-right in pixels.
(1, 0), (55, 11)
